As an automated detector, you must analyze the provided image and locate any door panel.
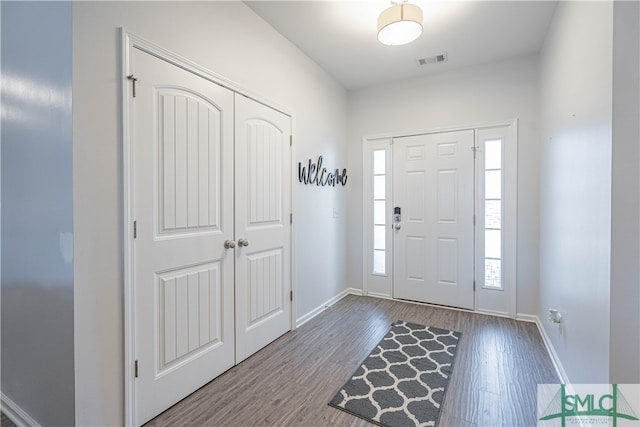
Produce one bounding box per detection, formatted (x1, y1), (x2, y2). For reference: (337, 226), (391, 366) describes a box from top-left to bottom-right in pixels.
(234, 95), (292, 363)
(132, 48), (235, 426)
(247, 249), (283, 324)
(393, 130), (475, 309)
(157, 89), (222, 232)
(157, 262), (222, 370)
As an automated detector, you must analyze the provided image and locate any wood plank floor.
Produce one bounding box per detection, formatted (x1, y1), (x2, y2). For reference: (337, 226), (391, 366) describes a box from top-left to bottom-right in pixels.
(0, 413), (16, 427)
(146, 295), (558, 427)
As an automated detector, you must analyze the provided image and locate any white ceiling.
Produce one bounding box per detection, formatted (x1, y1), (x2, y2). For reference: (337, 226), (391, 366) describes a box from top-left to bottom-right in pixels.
(246, 1), (558, 90)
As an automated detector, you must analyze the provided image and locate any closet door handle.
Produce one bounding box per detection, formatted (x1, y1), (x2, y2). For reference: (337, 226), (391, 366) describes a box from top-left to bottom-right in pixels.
(237, 238), (250, 247)
(224, 240), (236, 249)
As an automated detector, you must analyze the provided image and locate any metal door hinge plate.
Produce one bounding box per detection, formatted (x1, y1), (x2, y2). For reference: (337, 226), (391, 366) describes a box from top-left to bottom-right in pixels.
(127, 74), (138, 97)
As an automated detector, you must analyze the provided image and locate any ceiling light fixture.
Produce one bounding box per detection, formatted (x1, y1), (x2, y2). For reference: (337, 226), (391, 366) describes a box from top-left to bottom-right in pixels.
(377, 1), (423, 46)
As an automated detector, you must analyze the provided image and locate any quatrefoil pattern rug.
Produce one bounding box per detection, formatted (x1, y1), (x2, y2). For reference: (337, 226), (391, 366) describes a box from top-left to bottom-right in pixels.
(329, 321), (461, 427)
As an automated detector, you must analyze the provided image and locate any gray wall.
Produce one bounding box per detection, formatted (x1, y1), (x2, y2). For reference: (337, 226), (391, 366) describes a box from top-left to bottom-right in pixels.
(610, 0), (640, 384)
(539, 1), (613, 383)
(539, 0), (640, 384)
(1, 2), (75, 425)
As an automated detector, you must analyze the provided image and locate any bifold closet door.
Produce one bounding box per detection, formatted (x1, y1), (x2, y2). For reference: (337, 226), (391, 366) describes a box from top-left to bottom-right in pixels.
(234, 94), (292, 363)
(131, 48), (236, 426)
(130, 46), (292, 425)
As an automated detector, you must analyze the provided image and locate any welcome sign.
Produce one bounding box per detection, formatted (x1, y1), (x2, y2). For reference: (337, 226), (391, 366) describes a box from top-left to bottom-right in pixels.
(298, 156), (347, 187)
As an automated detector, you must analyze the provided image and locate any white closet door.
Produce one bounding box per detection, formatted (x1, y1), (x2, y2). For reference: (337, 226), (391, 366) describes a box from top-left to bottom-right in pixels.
(392, 130), (475, 309)
(234, 94), (292, 363)
(132, 48), (235, 426)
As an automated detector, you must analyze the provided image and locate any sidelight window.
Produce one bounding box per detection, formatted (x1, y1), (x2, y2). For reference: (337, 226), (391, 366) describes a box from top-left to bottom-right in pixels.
(372, 149), (386, 275)
(483, 139), (503, 289)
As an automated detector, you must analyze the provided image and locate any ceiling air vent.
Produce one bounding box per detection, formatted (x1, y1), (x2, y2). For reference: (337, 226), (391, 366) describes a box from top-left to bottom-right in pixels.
(417, 52), (448, 67)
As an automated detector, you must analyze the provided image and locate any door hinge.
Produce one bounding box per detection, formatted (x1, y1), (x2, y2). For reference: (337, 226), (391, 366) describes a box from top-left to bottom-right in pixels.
(473, 215), (476, 226)
(290, 135), (293, 147)
(127, 74), (138, 98)
(134, 360), (139, 378)
(290, 290), (293, 302)
(473, 280), (476, 291)
(133, 221), (137, 239)
(471, 145), (479, 159)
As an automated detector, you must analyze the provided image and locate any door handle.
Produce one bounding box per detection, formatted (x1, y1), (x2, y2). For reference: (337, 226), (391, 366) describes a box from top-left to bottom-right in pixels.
(224, 240), (236, 249)
(394, 223), (401, 231)
(237, 238), (250, 247)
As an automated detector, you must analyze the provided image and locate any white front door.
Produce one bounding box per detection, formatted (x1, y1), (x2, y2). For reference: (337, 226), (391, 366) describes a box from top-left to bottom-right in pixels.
(132, 49), (235, 425)
(234, 95), (292, 363)
(392, 130), (475, 309)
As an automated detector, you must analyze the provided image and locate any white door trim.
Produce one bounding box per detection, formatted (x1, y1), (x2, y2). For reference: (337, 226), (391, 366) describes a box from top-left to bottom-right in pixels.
(361, 138), (393, 299)
(361, 119), (518, 316)
(121, 29), (295, 426)
(363, 120), (519, 142)
(474, 123), (519, 318)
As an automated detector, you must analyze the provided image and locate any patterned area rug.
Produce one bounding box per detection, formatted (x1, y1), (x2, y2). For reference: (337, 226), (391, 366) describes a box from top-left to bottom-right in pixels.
(329, 321), (462, 427)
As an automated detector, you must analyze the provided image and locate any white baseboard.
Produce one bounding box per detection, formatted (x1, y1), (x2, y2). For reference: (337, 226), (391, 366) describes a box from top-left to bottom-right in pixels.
(1, 392), (41, 427)
(365, 291), (392, 300)
(512, 313), (570, 384)
(476, 308), (510, 318)
(295, 288), (362, 328)
(529, 315), (570, 384)
(347, 287), (363, 296)
(515, 313), (538, 323)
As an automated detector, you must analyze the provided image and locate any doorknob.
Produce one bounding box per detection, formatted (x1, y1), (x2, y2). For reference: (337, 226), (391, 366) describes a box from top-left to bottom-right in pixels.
(224, 240), (236, 249)
(237, 238), (250, 247)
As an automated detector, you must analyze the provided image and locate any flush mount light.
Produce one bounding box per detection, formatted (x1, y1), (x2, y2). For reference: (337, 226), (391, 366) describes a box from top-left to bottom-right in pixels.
(377, 1), (423, 46)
